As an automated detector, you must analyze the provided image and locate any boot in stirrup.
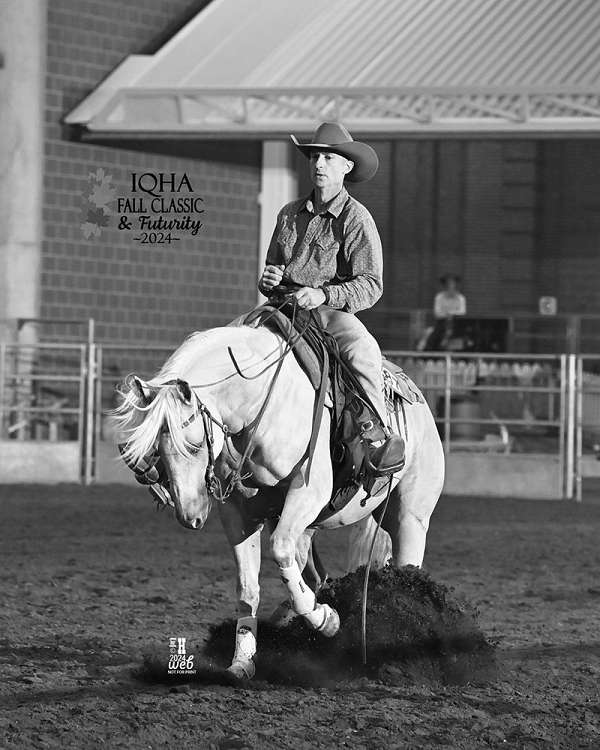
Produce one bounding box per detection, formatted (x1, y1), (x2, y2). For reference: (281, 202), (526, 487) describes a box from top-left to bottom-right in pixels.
(361, 421), (405, 476)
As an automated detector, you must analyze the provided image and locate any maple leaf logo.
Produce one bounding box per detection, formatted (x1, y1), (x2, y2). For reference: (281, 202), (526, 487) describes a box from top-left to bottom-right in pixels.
(80, 168), (117, 238)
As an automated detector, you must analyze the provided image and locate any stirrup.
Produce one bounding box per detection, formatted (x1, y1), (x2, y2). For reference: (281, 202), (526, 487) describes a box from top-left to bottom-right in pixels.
(367, 435), (405, 476)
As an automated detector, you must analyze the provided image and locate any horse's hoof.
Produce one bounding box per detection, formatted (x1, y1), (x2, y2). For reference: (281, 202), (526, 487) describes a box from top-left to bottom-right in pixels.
(316, 603), (340, 637)
(227, 659), (255, 681)
(269, 599), (297, 628)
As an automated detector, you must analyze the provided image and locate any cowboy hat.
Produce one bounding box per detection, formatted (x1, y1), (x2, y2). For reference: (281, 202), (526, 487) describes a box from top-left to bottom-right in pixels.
(290, 122), (379, 183)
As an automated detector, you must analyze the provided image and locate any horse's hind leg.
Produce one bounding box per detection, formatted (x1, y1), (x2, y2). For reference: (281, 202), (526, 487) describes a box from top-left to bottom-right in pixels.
(381, 454), (444, 567)
(379, 483), (428, 566)
(217, 498), (263, 679)
(348, 474), (439, 572)
(304, 532), (328, 593)
(346, 512), (392, 572)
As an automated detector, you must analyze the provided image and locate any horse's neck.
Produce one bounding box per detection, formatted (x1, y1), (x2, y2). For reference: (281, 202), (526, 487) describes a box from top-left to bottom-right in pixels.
(184, 327), (287, 432)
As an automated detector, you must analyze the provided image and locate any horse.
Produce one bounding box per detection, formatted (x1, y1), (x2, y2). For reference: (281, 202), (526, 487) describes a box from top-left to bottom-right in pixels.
(114, 324), (445, 679)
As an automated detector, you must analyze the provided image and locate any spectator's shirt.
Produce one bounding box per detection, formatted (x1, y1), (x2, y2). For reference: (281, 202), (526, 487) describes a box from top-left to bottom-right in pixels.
(260, 187), (383, 314)
(434, 291), (467, 319)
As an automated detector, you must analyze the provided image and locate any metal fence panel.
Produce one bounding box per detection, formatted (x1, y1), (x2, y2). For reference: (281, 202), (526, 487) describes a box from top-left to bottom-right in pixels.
(1, 337), (591, 500)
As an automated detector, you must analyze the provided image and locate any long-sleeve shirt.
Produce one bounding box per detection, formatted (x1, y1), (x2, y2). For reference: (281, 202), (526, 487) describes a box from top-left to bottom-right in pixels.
(259, 187), (383, 314)
(433, 291), (467, 319)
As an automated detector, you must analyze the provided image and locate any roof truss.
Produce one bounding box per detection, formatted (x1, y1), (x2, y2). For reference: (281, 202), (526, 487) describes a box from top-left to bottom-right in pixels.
(75, 87), (600, 137)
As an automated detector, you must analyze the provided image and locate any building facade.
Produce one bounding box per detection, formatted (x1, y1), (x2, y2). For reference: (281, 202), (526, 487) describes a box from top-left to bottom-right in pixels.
(1, 0), (599, 351)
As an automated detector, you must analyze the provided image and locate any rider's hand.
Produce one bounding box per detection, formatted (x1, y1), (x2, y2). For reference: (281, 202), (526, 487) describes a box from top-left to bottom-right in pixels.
(260, 264), (285, 292)
(293, 287), (326, 310)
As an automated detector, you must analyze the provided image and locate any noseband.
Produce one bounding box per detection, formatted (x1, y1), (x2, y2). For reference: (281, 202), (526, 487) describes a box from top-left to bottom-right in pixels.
(180, 393), (231, 500)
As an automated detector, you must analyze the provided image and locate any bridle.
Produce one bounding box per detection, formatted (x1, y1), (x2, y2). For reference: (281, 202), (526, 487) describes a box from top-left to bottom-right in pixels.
(119, 386), (234, 503)
(180, 392), (234, 501)
(120, 296), (306, 505)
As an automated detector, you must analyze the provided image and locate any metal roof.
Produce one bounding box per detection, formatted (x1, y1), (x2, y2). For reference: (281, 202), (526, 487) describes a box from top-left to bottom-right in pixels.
(66, 0), (600, 137)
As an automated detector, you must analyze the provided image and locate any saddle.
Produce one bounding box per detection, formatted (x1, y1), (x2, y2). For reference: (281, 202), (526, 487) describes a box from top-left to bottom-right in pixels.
(244, 304), (424, 521)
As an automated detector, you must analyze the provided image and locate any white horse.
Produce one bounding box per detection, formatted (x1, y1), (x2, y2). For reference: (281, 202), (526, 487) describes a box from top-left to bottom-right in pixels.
(114, 325), (444, 679)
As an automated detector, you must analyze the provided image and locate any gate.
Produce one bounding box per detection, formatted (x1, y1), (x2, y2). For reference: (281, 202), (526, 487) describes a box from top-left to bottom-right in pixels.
(0, 341), (88, 482)
(385, 351), (572, 500)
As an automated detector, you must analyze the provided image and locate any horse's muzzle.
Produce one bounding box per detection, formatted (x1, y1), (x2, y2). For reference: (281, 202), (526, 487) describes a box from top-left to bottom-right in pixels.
(174, 504), (208, 530)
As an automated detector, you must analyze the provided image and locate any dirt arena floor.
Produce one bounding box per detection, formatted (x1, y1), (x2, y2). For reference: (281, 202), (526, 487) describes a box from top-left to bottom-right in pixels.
(1, 483), (599, 749)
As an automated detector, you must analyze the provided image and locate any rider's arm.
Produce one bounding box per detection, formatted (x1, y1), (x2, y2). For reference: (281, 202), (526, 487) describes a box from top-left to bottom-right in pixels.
(258, 210), (285, 295)
(323, 210), (383, 314)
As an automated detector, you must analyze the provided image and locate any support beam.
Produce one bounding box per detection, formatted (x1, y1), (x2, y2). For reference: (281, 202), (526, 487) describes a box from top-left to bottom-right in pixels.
(0, 0), (46, 344)
(257, 141), (298, 303)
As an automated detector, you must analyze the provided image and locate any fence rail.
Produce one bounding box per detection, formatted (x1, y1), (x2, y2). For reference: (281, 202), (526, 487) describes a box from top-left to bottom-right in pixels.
(0, 337), (598, 499)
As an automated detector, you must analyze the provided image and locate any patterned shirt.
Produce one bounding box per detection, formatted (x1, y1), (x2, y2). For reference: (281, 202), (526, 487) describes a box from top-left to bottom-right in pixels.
(260, 187), (383, 314)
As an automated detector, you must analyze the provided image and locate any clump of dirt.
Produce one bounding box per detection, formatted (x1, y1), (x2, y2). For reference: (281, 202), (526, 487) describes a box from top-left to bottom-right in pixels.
(138, 566), (497, 688)
(319, 564), (498, 686)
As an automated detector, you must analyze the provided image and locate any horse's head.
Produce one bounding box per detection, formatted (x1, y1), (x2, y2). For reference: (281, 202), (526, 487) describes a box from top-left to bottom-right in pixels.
(115, 375), (226, 531)
(159, 379), (226, 530)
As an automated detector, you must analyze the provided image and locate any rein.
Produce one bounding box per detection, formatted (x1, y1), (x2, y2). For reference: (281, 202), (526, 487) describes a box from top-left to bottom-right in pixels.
(202, 298), (305, 501)
(146, 299), (304, 503)
(181, 395), (235, 501)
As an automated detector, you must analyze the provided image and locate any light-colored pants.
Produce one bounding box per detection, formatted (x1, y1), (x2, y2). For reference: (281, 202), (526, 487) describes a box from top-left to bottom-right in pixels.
(231, 305), (386, 424)
(317, 306), (386, 424)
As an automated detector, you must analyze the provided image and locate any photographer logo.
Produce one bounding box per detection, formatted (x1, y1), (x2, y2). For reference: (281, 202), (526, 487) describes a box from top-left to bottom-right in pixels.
(168, 636), (196, 675)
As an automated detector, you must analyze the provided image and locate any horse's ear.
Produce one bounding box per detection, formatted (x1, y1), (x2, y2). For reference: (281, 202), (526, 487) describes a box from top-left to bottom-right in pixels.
(175, 379), (193, 404)
(126, 374), (152, 405)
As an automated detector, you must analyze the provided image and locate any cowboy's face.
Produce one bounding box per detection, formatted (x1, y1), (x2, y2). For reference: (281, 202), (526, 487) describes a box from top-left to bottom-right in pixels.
(309, 150), (354, 192)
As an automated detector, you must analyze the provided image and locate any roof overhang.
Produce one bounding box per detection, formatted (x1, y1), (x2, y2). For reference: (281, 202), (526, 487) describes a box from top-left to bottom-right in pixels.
(65, 0), (600, 139)
(68, 84), (600, 139)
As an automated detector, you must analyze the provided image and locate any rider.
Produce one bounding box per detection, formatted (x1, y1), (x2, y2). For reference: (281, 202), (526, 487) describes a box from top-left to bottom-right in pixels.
(258, 122), (405, 475)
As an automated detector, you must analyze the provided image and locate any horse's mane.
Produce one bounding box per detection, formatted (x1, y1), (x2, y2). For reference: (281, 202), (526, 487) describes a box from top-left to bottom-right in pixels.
(151, 330), (223, 383)
(113, 386), (200, 466)
(112, 327), (275, 466)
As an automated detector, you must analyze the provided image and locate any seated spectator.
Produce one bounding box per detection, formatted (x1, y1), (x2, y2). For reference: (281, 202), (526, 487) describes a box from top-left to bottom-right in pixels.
(423, 274), (467, 351)
(434, 274), (467, 319)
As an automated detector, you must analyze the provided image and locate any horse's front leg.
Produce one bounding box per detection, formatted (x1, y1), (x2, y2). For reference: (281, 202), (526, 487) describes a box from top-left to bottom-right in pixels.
(217, 497), (262, 679)
(270, 416), (339, 636)
(269, 526), (327, 627)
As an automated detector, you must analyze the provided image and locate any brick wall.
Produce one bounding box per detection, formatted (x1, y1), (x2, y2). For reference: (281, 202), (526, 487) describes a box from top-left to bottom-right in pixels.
(43, 0), (261, 346)
(44, 0), (599, 355)
(343, 138), (600, 348)
(540, 141), (600, 314)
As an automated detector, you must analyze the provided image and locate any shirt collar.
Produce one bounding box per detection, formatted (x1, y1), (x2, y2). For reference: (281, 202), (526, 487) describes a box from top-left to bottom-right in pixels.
(303, 187), (348, 218)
